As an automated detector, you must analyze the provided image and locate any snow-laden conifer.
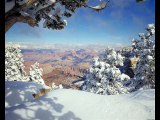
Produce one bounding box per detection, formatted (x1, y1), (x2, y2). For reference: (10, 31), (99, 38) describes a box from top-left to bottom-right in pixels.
(100, 48), (125, 66)
(5, 43), (26, 81)
(130, 24), (155, 89)
(82, 48), (130, 95)
(28, 62), (45, 85)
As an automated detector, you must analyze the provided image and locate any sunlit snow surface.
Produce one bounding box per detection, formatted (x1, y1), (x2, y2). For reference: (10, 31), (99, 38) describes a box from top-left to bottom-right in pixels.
(5, 81), (155, 120)
(5, 81), (45, 108)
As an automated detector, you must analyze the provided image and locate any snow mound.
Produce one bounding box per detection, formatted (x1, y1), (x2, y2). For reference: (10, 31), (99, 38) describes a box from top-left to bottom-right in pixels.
(5, 81), (46, 108)
(6, 87), (155, 120)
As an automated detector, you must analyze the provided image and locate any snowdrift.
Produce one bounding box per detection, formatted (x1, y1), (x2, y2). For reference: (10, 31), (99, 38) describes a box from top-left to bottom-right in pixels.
(5, 81), (155, 120)
(5, 81), (46, 108)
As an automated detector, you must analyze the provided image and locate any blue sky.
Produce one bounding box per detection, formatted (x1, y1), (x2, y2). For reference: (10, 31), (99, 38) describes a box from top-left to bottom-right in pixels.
(5, 0), (155, 47)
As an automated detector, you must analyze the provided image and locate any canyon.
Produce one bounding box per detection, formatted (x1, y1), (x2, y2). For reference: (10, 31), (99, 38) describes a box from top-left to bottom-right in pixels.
(22, 48), (100, 89)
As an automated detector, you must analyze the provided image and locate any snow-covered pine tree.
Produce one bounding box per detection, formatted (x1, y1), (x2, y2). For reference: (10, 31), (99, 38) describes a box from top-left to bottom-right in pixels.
(130, 24), (155, 89)
(5, 43), (26, 81)
(28, 62), (45, 85)
(119, 46), (134, 78)
(5, 0), (110, 32)
(100, 48), (125, 67)
(81, 48), (130, 95)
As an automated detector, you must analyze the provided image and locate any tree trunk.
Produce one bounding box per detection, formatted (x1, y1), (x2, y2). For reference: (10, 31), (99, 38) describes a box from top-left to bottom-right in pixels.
(5, 15), (37, 33)
(5, 0), (38, 33)
(5, 16), (17, 33)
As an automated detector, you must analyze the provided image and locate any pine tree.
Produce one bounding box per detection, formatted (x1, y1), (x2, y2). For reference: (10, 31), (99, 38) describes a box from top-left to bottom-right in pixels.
(5, 43), (27, 81)
(81, 48), (130, 95)
(28, 62), (45, 85)
(130, 24), (155, 89)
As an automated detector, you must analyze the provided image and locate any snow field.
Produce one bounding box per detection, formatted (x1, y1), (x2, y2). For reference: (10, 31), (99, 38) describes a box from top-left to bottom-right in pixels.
(5, 81), (155, 120)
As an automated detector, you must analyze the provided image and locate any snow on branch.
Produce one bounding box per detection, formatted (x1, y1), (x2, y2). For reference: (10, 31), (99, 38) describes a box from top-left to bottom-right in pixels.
(81, 48), (130, 95)
(5, 43), (27, 81)
(6, 0), (109, 32)
(28, 62), (46, 85)
(73, 0), (110, 12)
(130, 24), (155, 90)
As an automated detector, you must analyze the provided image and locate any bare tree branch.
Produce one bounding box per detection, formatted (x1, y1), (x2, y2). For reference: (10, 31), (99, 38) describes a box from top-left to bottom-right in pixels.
(5, 0), (38, 18)
(73, 0), (110, 12)
(5, 14), (37, 33)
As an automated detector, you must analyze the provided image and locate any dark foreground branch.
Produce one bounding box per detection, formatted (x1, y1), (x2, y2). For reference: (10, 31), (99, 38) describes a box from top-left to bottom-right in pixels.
(5, 14), (37, 33)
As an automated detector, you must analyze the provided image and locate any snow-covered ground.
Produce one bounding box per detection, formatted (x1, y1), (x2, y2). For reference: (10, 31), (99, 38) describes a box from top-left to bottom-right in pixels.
(5, 81), (46, 108)
(5, 81), (155, 120)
